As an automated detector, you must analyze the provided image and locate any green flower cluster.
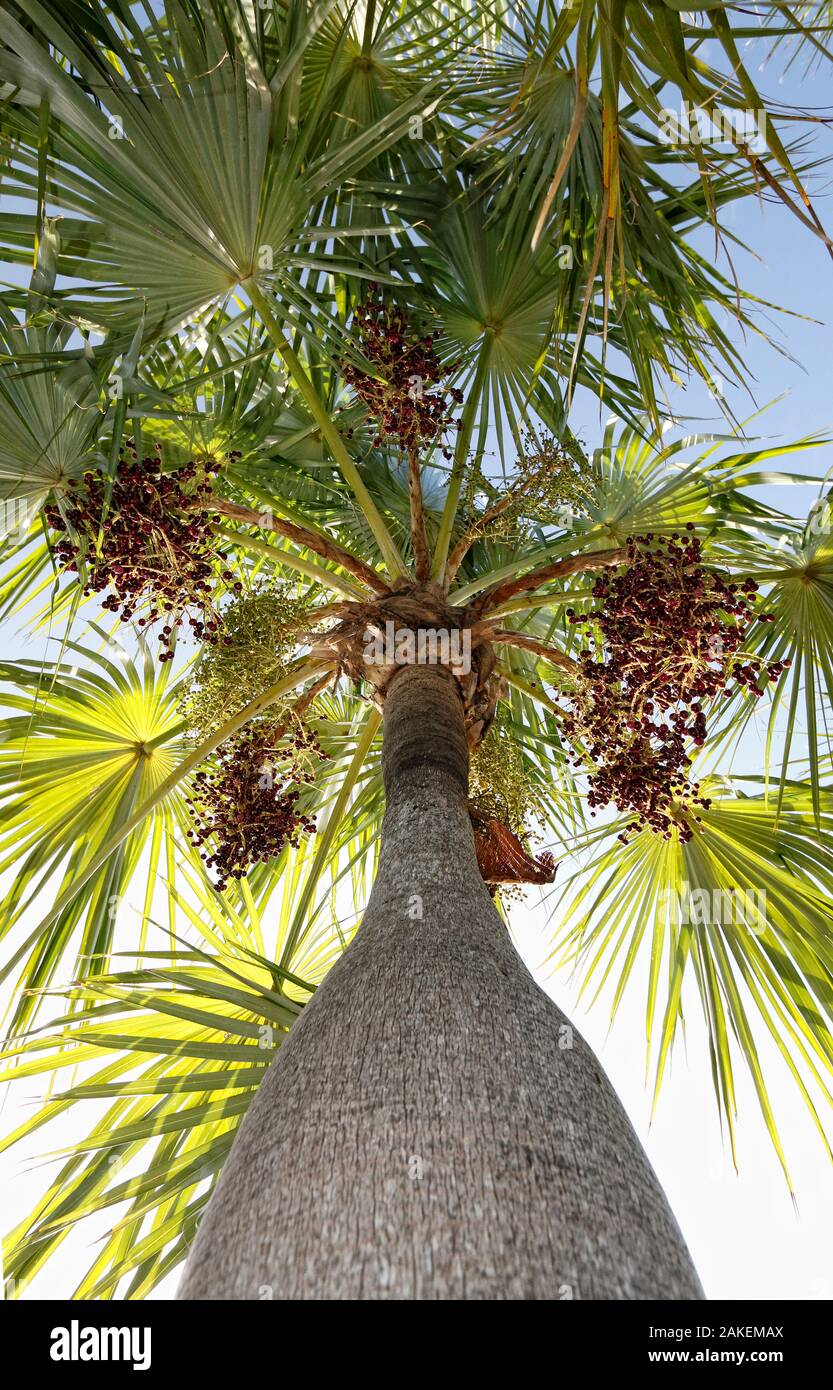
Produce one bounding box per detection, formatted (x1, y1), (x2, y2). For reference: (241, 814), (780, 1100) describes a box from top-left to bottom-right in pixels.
(461, 432), (591, 549)
(181, 584), (311, 742)
(469, 719), (544, 838)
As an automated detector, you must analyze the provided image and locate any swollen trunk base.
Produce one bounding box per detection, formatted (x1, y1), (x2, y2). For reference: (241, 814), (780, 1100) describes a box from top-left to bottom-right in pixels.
(179, 665), (703, 1300)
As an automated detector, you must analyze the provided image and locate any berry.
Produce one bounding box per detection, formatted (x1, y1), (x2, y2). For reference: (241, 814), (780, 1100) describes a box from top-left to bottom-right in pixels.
(562, 534), (787, 840)
(341, 288), (460, 453)
(44, 444), (223, 659)
(185, 718), (321, 891)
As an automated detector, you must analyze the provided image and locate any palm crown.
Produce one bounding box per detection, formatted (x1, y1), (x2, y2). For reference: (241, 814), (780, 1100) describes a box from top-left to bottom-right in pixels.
(1, 0), (833, 1298)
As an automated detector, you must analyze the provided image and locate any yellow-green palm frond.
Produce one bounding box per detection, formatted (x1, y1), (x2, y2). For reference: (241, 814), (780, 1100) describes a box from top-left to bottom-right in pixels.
(549, 780), (833, 1190)
(0, 635), (197, 1033)
(0, 918), (318, 1300)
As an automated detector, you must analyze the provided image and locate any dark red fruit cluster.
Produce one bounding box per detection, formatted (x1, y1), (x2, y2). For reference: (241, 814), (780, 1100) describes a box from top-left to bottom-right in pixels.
(562, 530), (789, 841)
(44, 444), (236, 660)
(185, 720), (320, 891)
(342, 284), (462, 456)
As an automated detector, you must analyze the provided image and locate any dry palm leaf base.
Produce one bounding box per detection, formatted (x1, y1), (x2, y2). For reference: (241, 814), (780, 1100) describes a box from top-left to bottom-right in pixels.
(470, 805), (557, 889)
(309, 581), (506, 748)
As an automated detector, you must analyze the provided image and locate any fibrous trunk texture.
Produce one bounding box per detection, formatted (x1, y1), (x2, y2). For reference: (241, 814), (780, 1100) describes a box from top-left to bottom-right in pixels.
(179, 664), (703, 1301)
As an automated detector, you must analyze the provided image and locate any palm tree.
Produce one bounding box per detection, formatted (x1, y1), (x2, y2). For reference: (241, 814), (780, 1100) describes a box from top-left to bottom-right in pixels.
(1, 0), (832, 1299)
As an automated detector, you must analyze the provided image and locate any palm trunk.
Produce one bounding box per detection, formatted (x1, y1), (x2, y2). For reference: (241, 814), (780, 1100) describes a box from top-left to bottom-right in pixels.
(179, 664), (703, 1300)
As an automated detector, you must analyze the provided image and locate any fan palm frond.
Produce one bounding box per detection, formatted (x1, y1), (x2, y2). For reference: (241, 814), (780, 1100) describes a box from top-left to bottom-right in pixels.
(549, 779), (833, 1189)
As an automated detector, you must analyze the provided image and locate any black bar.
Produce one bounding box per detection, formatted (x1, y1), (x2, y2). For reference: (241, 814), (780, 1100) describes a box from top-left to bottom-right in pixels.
(0, 1298), (821, 1377)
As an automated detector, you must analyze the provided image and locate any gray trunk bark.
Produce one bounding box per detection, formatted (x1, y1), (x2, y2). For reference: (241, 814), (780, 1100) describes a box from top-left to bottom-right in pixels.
(179, 664), (703, 1300)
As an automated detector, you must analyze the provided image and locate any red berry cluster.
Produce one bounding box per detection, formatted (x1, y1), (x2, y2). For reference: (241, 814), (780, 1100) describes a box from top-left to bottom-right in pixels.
(185, 719), (320, 890)
(342, 285), (462, 456)
(562, 530), (789, 841)
(44, 444), (236, 660)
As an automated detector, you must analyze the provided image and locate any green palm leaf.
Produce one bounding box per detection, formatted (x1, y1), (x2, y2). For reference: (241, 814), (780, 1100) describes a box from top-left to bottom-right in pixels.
(549, 780), (833, 1189)
(0, 636), (196, 1031)
(0, 923), (318, 1299)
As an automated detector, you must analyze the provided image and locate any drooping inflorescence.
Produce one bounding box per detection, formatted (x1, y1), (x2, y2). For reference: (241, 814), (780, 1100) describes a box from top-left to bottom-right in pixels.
(185, 718), (321, 891)
(341, 286), (462, 456)
(562, 530), (789, 841)
(461, 431), (591, 546)
(468, 719), (556, 899)
(44, 443), (233, 660)
(469, 718), (545, 835)
(181, 584), (311, 742)
(511, 432), (591, 528)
